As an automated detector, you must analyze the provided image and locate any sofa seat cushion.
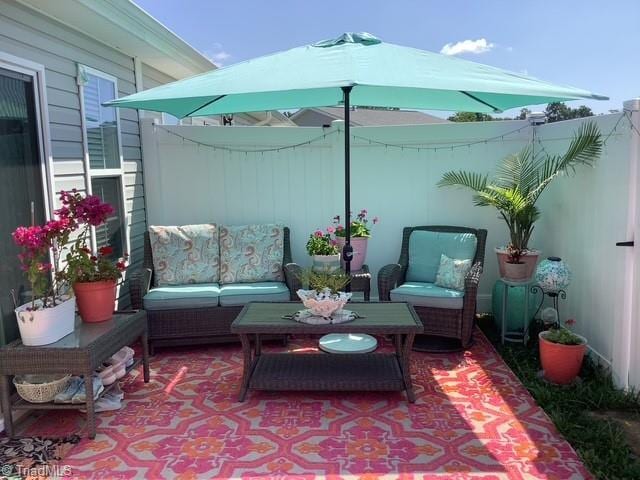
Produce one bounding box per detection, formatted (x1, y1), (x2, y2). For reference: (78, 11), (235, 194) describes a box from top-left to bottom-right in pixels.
(219, 282), (290, 306)
(406, 230), (477, 283)
(148, 224), (220, 286)
(390, 282), (464, 309)
(220, 224), (285, 284)
(143, 283), (221, 311)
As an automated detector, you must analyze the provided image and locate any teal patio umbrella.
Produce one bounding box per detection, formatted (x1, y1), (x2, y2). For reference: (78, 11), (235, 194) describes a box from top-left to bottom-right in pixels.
(107, 32), (607, 273)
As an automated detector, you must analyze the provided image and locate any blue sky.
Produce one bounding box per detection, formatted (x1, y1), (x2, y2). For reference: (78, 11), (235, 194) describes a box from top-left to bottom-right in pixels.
(134, 0), (639, 117)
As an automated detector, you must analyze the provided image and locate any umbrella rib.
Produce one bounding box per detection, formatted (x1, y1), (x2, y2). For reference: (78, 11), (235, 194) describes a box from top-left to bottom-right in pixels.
(183, 95), (227, 117)
(460, 91), (502, 113)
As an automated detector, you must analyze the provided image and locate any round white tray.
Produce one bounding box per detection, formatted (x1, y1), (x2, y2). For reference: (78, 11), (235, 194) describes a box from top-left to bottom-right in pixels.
(318, 333), (378, 354)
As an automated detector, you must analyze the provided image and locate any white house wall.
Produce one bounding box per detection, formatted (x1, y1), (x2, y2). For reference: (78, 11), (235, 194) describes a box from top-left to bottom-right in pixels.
(0, 0), (147, 303)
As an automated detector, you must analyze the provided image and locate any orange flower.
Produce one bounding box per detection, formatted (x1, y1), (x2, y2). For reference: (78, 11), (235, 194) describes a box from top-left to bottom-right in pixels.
(180, 437), (223, 458)
(346, 438), (389, 460)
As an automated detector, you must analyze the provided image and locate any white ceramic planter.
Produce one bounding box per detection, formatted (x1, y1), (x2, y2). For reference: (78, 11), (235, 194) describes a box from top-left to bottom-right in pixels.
(312, 254), (341, 273)
(14, 296), (76, 346)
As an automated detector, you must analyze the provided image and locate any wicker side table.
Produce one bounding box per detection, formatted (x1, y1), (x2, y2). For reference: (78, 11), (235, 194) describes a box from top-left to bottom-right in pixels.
(349, 264), (371, 301)
(0, 310), (149, 439)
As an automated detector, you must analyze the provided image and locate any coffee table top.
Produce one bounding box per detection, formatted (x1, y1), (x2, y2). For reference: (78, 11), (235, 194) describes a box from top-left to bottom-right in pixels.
(231, 302), (423, 335)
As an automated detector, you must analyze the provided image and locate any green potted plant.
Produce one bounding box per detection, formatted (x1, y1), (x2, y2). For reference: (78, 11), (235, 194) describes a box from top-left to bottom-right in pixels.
(438, 122), (602, 281)
(296, 269), (352, 319)
(539, 319), (587, 384)
(333, 209), (378, 271)
(306, 228), (341, 273)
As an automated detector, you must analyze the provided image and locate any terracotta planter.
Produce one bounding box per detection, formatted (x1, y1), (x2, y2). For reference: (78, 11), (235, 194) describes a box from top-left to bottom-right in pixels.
(539, 331), (587, 384)
(502, 262), (529, 282)
(335, 237), (368, 271)
(74, 280), (117, 323)
(311, 254), (341, 273)
(14, 296), (76, 346)
(495, 247), (540, 280)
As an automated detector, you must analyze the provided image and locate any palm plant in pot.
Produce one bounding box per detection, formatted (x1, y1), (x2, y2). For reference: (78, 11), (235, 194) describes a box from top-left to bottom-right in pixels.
(438, 122), (602, 281)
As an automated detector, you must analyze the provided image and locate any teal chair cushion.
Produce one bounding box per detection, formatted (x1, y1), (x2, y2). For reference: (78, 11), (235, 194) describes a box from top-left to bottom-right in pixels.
(219, 282), (290, 306)
(143, 283), (221, 310)
(405, 231), (477, 283)
(390, 281), (464, 309)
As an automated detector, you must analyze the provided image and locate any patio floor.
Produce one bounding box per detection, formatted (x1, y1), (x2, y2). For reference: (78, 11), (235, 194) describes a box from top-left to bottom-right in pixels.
(21, 330), (590, 479)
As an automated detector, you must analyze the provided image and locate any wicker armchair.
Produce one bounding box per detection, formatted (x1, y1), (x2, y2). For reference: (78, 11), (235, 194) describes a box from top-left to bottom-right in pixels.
(129, 227), (298, 353)
(378, 226), (487, 351)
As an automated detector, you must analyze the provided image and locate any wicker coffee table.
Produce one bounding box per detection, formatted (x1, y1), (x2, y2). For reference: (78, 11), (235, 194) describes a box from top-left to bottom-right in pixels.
(231, 302), (423, 402)
(0, 310), (149, 439)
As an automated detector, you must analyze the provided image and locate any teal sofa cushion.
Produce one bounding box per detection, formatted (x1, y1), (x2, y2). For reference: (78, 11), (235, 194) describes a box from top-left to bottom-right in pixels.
(390, 282), (464, 309)
(143, 283), (221, 311)
(405, 231), (477, 283)
(219, 282), (290, 306)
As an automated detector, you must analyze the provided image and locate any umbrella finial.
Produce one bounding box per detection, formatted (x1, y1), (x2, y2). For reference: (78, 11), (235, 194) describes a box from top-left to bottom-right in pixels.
(313, 32), (382, 48)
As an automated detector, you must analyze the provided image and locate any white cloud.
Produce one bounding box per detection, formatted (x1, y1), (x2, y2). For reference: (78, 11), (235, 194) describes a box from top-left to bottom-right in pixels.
(203, 47), (232, 67)
(440, 38), (495, 56)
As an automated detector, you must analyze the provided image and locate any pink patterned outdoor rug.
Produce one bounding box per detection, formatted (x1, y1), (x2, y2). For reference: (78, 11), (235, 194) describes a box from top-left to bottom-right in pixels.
(19, 330), (590, 479)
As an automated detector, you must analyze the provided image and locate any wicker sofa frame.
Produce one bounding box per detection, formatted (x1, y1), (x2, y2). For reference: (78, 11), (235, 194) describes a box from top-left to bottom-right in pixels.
(378, 225), (487, 350)
(129, 227), (300, 353)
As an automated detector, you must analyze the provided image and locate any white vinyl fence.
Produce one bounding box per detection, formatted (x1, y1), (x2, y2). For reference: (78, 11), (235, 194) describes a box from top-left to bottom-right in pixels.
(140, 109), (639, 388)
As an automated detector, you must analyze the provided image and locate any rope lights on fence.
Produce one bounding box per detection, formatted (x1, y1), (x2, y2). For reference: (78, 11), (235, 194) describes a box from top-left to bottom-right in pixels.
(534, 111), (634, 158)
(155, 111), (639, 156)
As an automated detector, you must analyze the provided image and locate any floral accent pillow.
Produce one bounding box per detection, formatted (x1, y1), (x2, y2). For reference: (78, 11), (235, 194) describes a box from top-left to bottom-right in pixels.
(434, 253), (472, 291)
(220, 224), (284, 284)
(149, 224), (219, 286)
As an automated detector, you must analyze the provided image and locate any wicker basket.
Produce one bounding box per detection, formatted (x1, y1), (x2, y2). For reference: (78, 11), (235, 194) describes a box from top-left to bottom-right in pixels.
(13, 374), (71, 403)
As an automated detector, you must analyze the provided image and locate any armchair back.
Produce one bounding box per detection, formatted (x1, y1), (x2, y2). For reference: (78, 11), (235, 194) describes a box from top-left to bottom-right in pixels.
(397, 226), (487, 285)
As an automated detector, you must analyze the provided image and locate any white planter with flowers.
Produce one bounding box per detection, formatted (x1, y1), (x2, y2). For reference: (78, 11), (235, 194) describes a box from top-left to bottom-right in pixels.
(14, 296), (76, 346)
(11, 189), (123, 344)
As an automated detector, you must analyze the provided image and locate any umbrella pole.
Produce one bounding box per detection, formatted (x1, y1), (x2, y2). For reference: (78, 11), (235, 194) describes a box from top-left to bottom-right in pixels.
(341, 86), (353, 286)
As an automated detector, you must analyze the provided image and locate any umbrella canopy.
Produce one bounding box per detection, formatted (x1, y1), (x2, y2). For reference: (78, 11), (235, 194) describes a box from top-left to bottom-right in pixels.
(107, 32), (606, 117)
(107, 32), (607, 275)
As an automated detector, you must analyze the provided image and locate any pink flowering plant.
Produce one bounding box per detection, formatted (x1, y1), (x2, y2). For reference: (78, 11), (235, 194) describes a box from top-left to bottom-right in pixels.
(333, 209), (379, 238)
(12, 190), (127, 310)
(306, 228), (339, 256)
(59, 190), (127, 285)
(12, 217), (73, 309)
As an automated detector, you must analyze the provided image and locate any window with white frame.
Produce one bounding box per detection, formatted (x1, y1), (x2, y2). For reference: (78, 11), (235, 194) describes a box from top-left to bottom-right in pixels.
(78, 65), (127, 259)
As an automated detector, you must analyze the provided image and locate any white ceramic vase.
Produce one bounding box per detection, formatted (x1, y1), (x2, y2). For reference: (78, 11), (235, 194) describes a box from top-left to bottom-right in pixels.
(14, 296), (76, 346)
(312, 254), (341, 273)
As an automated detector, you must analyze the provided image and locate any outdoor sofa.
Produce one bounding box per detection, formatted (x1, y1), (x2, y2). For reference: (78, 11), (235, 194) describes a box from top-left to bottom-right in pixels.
(378, 225), (487, 351)
(129, 223), (300, 352)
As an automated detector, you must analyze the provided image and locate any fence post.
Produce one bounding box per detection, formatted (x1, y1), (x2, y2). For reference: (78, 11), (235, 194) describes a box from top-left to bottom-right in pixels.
(140, 117), (161, 225)
(614, 99), (640, 388)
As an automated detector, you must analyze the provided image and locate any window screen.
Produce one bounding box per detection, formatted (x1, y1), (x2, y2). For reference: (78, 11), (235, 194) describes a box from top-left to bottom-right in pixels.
(91, 177), (125, 259)
(83, 74), (120, 169)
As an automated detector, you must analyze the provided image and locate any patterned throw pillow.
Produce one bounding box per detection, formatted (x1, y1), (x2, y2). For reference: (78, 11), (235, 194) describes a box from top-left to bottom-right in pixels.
(220, 224), (285, 284)
(149, 224), (219, 286)
(434, 254), (472, 291)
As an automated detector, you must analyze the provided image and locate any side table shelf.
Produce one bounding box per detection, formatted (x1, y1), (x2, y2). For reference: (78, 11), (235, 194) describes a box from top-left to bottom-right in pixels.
(12, 358), (143, 411)
(0, 310), (149, 439)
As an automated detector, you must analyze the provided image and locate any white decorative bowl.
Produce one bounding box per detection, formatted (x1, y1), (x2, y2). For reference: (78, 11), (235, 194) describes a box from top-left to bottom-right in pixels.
(296, 289), (352, 318)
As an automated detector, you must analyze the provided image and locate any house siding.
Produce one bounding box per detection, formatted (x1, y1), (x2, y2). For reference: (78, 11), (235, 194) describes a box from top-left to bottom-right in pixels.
(0, 0), (150, 305)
